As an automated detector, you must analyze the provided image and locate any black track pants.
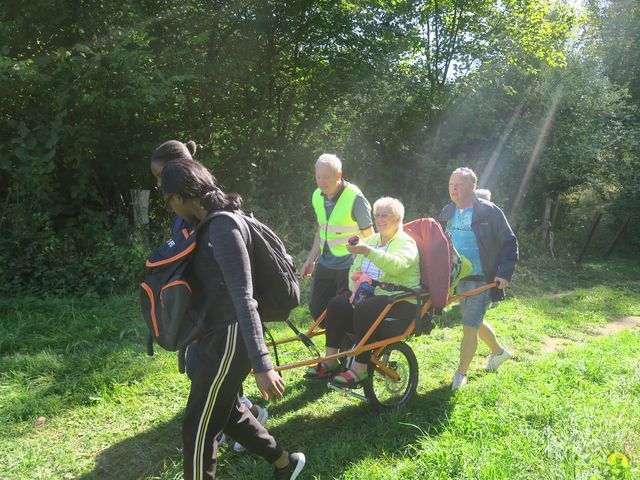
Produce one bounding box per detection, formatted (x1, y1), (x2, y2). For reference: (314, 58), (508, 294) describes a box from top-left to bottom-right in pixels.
(182, 323), (283, 479)
(308, 264), (350, 320)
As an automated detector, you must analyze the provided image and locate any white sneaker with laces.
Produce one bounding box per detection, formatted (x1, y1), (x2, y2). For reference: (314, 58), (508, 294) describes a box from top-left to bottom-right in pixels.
(484, 348), (512, 372)
(234, 404), (269, 452)
(451, 371), (467, 391)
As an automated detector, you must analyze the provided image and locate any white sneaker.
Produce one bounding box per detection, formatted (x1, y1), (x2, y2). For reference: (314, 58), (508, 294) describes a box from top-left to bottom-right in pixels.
(451, 371), (467, 391)
(233, 404), (269, 452)
(273, 452), (306, 480)
(484, 348), (512, 372)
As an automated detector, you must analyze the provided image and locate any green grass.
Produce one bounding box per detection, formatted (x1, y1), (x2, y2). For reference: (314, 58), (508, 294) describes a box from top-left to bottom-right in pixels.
(1, 255), (639, 479)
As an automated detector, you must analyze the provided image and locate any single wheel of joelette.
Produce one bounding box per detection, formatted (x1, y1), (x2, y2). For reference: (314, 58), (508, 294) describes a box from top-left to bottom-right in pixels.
(364, 341), (418, 411)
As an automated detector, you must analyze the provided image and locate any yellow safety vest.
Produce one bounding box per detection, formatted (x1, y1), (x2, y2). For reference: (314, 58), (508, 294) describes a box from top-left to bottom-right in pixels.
(312, 182), (362, 257)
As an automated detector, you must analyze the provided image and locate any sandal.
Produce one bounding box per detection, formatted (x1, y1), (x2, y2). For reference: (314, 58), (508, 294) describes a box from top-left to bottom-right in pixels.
(304, 362), (341, 380)
(330, 368), (368, 389)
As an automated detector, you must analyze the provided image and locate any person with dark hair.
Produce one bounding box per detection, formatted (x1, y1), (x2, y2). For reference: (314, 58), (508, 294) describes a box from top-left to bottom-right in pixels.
(150, 139), (198, 238)
(156, 155), (305, 479)
(439, 167), (519, 390)
(149, 141), (269, 454)
(150, 139), (198, 183)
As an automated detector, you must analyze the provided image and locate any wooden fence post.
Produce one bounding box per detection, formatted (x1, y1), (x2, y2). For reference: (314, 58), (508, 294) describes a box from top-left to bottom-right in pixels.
(541, 198), (553, 247)
(576, 212), (602, 264)
(130, 189), (150, 231)
(550, 193), (561, 231)
(605, 215), (632, 257)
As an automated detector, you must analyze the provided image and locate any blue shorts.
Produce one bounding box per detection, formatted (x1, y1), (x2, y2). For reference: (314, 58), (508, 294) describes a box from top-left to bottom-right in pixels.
(456, 280), (492, 329)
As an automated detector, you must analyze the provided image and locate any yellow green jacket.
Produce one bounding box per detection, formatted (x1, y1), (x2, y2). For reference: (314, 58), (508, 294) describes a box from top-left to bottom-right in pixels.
(349, 228), (421, 302)
(312, 182), (362, 257)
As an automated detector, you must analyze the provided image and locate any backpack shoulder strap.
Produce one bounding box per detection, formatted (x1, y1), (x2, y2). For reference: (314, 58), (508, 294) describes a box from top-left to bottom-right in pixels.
(197, 210), (251, 245)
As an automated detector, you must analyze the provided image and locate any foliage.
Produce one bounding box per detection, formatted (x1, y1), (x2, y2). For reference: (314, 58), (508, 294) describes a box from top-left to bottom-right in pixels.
(584, 0), (640, 243)
(1, 0), (637, 295)
(0, 207), (149, 296)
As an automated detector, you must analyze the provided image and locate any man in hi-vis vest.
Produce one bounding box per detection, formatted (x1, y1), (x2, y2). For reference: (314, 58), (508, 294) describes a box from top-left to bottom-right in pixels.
(300, 154), (374, 320)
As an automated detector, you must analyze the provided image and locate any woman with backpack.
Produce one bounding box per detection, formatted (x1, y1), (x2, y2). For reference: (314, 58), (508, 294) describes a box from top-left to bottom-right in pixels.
(150, 140), (269, 453)
(158, 155), (305, 480)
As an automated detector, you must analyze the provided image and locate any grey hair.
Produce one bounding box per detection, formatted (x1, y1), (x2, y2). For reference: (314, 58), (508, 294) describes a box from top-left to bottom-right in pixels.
(315, 153), (342, 173)
(373, 197), (405, 223)
(475, 188), (491, 201)
(451, 167), (478, 187)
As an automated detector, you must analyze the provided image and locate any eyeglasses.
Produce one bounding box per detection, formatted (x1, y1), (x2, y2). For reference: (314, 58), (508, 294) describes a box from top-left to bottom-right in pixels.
(374, 212), (394, 219)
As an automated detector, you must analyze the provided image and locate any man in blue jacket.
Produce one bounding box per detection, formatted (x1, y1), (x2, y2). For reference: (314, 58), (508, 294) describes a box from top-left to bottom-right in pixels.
(439, 167), (519, 390)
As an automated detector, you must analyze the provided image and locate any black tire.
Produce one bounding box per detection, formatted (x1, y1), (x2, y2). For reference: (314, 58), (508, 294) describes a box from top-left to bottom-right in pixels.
(363, 341), (418, 411)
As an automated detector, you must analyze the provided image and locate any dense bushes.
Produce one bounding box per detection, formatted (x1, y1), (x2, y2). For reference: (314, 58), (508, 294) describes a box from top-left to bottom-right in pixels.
(1, 1), (638, 296)
(1, 211), (149, 297)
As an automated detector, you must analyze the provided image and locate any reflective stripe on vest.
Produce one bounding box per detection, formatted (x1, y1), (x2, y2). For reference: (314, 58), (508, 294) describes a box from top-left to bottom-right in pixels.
(312, 182), (362, 257)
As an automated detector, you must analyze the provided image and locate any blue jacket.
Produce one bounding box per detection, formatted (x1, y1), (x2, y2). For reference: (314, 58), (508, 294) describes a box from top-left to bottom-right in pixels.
(438, 196), (519, 301)
(172, 215), (193, 239)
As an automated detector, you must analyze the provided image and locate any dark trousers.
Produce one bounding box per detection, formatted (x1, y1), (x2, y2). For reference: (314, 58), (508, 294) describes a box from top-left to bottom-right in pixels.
(308, 264), (350, 320)
(187, 343), (246, 400)
(182, 323), (282, 479)
(325, 294), (416, 363)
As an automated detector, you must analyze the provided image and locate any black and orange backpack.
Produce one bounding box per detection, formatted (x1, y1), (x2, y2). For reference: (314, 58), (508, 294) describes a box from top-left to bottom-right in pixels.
(140, 210), (300, 367)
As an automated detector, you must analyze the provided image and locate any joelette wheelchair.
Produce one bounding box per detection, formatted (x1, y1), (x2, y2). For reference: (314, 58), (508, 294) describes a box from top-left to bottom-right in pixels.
(266, 218), (495, 410)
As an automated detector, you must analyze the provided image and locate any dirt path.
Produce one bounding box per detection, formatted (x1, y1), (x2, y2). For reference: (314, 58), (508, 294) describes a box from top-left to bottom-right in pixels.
(593, 315), (640, 335)
(541, 315), (640, 353)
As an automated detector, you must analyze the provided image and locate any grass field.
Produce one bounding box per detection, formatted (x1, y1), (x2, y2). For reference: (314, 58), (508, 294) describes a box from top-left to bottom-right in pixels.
(1, 256), (639, 479)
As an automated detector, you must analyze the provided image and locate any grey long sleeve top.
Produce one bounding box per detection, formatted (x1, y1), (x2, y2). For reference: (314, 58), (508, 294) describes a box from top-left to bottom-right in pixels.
(189, 214), (273, 372)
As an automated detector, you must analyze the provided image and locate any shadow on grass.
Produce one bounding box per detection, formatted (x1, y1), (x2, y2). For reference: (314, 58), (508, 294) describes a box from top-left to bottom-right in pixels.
(75, 413), (184, 480)
(74, 381), (455, 479)
(235, 381), (456, 478)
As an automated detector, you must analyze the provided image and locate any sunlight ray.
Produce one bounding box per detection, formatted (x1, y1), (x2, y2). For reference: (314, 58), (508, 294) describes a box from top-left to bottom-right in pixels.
(479, 97), (528, 189)
(509, 85), (564, 219)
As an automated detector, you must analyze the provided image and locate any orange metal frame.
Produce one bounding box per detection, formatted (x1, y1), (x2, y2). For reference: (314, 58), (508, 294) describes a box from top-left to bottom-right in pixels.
(268, 282), (497, 373)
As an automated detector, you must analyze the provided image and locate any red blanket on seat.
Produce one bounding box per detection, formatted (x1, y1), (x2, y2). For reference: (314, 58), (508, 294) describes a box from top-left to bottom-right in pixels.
(403, 218), (451, 308)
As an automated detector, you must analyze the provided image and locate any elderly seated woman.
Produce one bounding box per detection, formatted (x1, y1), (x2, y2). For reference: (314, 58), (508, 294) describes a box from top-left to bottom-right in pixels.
(305, 197), (421, 388)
